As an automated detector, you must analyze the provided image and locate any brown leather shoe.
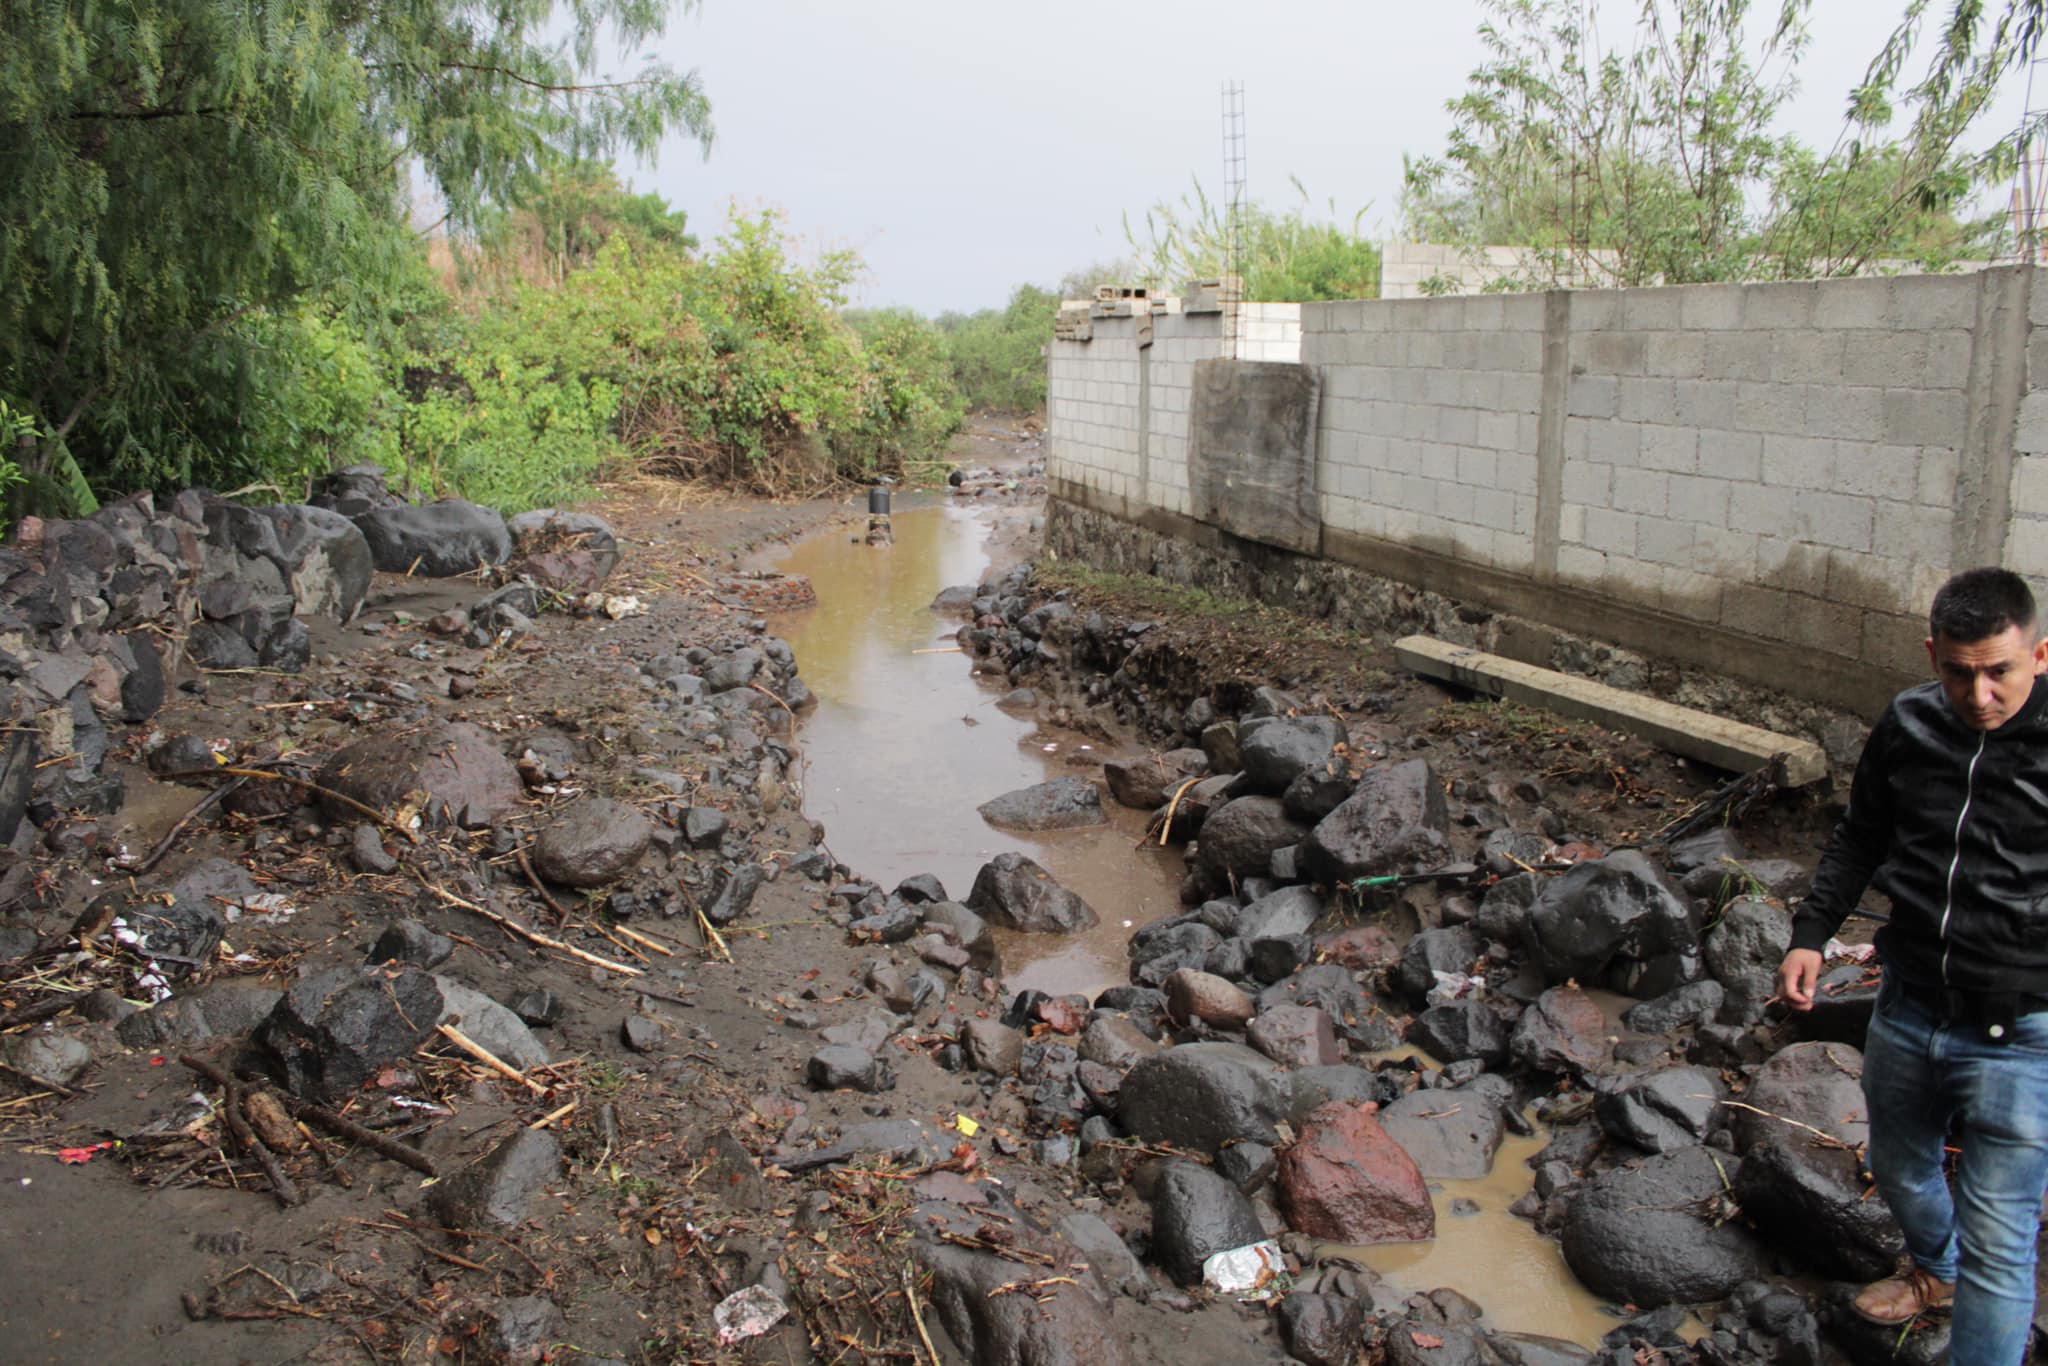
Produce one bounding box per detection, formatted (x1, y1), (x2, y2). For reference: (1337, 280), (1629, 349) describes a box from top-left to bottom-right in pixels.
(1852, 1267), (1955, 1324)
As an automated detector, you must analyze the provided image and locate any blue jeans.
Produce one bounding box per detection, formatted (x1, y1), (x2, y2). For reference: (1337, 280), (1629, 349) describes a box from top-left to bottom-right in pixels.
(1863, 974), (2048, 1365)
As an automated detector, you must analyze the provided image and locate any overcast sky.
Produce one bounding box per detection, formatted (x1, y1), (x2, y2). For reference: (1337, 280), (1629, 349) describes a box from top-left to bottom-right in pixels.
(620, 1), (2037, 316)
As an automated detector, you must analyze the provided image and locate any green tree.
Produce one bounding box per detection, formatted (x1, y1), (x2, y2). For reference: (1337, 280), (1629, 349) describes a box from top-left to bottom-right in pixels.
(0, 0), (712, 507)
(935, 284), (1062, 412)
(1401, 0), (2001, 287)
(1125, 176), (1381, 301)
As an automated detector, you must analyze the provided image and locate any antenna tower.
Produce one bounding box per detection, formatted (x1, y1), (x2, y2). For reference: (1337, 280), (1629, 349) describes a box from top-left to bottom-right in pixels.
(1221, 80), (1247, 360)
(2013, 55), (2048, 262)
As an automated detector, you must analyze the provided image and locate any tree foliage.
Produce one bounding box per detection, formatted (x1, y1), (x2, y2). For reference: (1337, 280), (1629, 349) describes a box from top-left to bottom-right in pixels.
(1126, 177), (1381, 301)
(1402, 0), (2005, 288)
(934, 285), (1063, 413)
(0, 0), (711, 504)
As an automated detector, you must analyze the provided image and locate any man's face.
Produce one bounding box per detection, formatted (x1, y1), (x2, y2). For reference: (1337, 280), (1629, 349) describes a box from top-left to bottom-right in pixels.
(1926, 625), (2048, 731)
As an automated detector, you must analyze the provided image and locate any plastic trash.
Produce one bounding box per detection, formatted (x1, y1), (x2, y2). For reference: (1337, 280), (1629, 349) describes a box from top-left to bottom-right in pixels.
(714, 1284), (788, 1345)
(1201, 1239), (1286, 1297)
(1427, 970), (1486, 1007)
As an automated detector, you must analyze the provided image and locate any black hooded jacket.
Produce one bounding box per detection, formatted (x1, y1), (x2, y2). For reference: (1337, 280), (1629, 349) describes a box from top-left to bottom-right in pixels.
(1792, 674), (2048, 992)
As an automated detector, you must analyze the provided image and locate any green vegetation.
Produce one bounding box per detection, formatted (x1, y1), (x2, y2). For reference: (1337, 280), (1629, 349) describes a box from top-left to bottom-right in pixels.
(1400, 0), (2022, 286)
(1126, 177), (1381, 301)
(934, 285), (1062, 413)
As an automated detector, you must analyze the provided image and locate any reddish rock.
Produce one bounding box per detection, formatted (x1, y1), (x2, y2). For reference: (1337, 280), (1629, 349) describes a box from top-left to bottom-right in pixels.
(1278, 1101), (1434, 1244)
(1035, 996), (1088, 1035)
(1163, 968), (1256, 1030)
(1318, 924), (1403, 972)
(1247, 1004), (1343, 1068)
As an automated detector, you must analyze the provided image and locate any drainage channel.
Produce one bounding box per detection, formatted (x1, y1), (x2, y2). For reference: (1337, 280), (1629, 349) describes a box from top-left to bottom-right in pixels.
(767, 501), (1623, 1347)
(763, 502), (1184, 999)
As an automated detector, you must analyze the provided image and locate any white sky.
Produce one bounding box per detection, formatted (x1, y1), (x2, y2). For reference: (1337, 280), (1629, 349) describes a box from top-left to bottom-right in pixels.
(620, 0), (2038, 315)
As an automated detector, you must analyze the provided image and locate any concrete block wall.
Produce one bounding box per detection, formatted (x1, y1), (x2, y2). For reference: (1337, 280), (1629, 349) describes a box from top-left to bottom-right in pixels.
(1303, 294), (1547, 571)
(1235, 303), (1302, 363)
(1047, 267), (2039, 712)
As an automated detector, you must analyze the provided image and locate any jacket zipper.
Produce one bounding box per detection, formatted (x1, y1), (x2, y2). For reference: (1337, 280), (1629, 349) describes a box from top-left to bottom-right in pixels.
(1939, 729), (1989, 984)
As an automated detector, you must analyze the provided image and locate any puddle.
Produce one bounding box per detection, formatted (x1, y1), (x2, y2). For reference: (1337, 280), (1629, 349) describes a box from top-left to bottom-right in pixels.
(1329, 1130), (1620, 1346)
(765, 504), (1184, 998)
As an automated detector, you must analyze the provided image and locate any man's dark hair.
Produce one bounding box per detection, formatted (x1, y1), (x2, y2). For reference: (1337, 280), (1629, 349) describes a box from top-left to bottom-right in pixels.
(1929, 567), (2038, 641)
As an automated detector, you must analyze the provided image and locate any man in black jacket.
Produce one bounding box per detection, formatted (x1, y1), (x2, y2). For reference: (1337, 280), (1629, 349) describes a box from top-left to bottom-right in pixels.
(1777, 566), (2048, 1364)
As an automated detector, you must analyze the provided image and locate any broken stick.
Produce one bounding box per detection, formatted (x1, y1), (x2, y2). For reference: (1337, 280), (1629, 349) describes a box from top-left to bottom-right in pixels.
(436, 1023), (547, 1095)
(425, 885), (643, 977)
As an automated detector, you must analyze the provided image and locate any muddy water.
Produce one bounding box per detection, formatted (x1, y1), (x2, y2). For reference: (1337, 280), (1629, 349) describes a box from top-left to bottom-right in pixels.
(765, 504), (1185, 998)
(769, 504), (1631, 1348)
(1333, 1130), (1620, 1345)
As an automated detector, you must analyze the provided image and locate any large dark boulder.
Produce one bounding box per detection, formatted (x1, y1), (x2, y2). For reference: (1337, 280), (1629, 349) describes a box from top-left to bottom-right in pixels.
(316, 721), (522, 824)
(1118, 1042), (1288, 1155)
(976, 777), (1108, 833)
(914, 1202), (1129, 1366)
(353, 499), (512, 576)
(1194, 796), (1308, 891)
(1379, 1083), (1506, 1179)
(1510, 986), (1609, 1078)
(1733, 1135), (1902, 1281)
(254, 966), (445, 1100)
(1298, 760), (1449, 885)
(1561, 1146), (1769, 1305)
(531, 796), (653, 887)
(1595, 1066), (1724, 1154)
(255, 503), (373, 620)
(428, 1128), (561, 1230)
(1238, 716), (1346, 796)
(1523, 851), (1701, 997)
(1102, 749), (1209, 810)
(1148, 1160), (1266, 1285)
(966, 853), (1098, 933)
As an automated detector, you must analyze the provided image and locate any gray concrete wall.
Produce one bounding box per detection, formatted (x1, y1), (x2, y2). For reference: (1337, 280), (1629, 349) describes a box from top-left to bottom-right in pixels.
(1046, 267), (2040, 715)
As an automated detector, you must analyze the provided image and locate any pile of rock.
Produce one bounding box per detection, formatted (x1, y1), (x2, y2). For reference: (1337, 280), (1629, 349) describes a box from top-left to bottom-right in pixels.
(918, 571), (1900, 1362)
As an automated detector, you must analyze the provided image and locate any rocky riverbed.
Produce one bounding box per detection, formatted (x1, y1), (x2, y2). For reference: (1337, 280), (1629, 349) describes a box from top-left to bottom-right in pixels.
(0, 424), (1963, 1366)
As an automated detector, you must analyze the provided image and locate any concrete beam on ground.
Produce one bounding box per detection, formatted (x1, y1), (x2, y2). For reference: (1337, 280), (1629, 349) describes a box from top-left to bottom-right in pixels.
(1392, 635), (1829, 786)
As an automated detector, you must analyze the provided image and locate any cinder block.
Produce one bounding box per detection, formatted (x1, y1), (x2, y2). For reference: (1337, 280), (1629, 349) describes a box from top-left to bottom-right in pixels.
(2006, 522), (2048, 578)
(1619, 377), (1678, 424)
(1498, 373), (1546, 413)
(1491, 528), (1537, 568)
(1653, 564), (1725, 619)
(1890, 273), (1980, 331)
(1679, 284), (1746, 331)
(1558, 543), (1610, 585)
(1834, 443), (1922, 503)
(1666, 473), (1731, 527)
(1704, 332), (1774, 382)
(1457, 448), (1498, 487)
(1437, 480), (1478, 524)
(2013, 456), (2048, 518)
(1730, 483), (1799, 539)
(1742, 281), (1817, 330)
(1840, 330), (1930, 388)
(1692, 525), (1758, 576)
(1636, 517), (1696, 567)
(1735, 382), (1806, 435)
(1475, 409), (1522, 456)
(1499, 295), (1547, 331)
(1812, 277), (1892, 330)
(1570, 290), (1622, 332)
(1587, 419), (1642, 467)
(1881, 389), (1968, 448)
(1698, 430), (1764, 481)
(1862, 608), (1933, 678)
(1922, 329), (1974, 389)
(1769, 331), (1846, 385)
(1674, 379), (1740, 430)
(1871, 499), (1952, 563)
(1782, 593), (1866, 658)
(1639, 425), (1700, 473)
(1494, 449), (1538, 490)
(1472, 486), (1517, 530)
(1802, 384), (1885, 442)
(1613, 467), (1669, 516)
(1721, 582), (1793, 638)
(1582, 506), (1639, 555)
(1647, 331), (1708, 379)
(1572, 332), (1647, 376)
(1623, 287), (1686, 331)
(1563, 461), (1614, 507)
(1917, 447), (1958, 506)
(1760, 433), (1834, 488)
(1568, 375), (1621, 420)
(1793, 489), (1875, 551)
(2013, 390), (2048, 454)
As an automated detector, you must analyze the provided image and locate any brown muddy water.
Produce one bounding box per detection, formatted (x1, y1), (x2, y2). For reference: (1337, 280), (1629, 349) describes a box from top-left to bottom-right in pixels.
(765, 504), (1185, 999)
(768, 503), (1633, 1348)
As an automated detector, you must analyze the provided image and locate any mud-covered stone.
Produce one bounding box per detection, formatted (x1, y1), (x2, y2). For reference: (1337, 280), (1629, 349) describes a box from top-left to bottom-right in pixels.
(1102, 749), (1208, 810)
(1523, 851), (1700, 996)
(966, 852), (1098, 933)
(365, 919), (451, 970)
(1277, 1100), (1434, 1243)
(1246, 1003), (1342, 1068)
(1379, 1084), (1506, 1180)
(256, 966), (444, 1100)
(1561, 1146), (1767, 1306)
(1194, 795), (1309, 891)
(976, 777), (1107, 832)
(353, 499), (511, 576)
(531, 796), (653, 887)
(1118, 1042), (1288, 1155)
(1148, 1159), (1266, 1285)
(316, 721), (522, 824)
(1238, 716), (1346, 796)
(428, 1128), (562, 1230)
(1162, 968), (1255, 1030)
(807, 1044), (892, 1092)
(1408, 1000), (1512, 1067)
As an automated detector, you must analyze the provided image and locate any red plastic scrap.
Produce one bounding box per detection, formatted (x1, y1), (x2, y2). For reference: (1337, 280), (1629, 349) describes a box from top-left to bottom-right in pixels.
(58, 1141), (118, 1165)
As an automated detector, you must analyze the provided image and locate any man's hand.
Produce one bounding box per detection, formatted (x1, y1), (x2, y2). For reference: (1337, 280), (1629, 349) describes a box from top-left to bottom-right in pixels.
(1777, 947), (1825, 1012)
